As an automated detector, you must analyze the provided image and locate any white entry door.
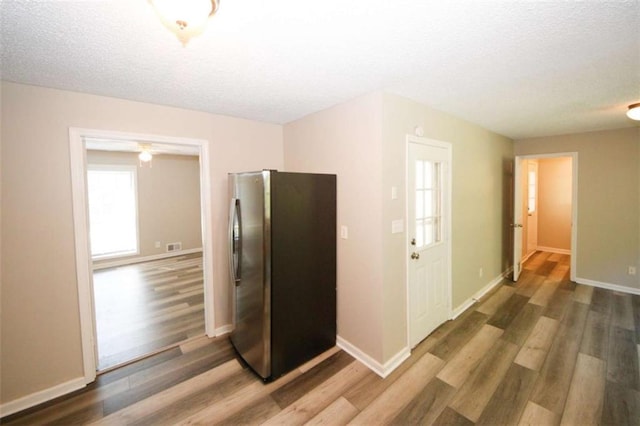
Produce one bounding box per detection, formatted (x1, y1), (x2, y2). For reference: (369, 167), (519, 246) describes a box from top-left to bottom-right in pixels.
(408, 138), (451, 348)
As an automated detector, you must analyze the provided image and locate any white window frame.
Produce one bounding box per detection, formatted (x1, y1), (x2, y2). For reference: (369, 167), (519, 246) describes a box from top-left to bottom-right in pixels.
(87, 164), (140, 260)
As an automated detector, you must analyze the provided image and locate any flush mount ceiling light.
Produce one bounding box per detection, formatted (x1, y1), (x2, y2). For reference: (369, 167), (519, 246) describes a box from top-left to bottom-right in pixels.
(138, 144), (153, 166)
(149, 0), (220, 46)
(627, 103), (640, 121)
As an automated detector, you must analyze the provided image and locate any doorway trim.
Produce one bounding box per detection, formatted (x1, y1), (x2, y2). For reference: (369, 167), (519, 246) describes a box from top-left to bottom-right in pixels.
(69, 127), (215, 384)
(405, 135), (453, 350)
(514, 152), (578, 281)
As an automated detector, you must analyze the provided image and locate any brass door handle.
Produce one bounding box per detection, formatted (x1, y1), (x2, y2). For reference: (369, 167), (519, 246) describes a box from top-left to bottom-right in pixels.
(411, 252), (420, 260)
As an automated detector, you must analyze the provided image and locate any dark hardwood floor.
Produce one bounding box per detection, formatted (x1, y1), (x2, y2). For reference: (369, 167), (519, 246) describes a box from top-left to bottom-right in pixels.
(3, 252), (639, 425)
(93, 253), (205, 370)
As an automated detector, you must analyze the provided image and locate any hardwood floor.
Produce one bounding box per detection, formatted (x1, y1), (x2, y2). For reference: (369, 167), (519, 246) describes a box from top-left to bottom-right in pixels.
(93, 253), (205, 370)
(3, 252), (639, 425)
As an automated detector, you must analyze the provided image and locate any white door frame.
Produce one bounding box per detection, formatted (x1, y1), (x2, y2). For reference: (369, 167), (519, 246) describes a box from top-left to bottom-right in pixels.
(514, 152), (578, 281)
(405, 135), (453, 349)
(69, 127), (215, 384)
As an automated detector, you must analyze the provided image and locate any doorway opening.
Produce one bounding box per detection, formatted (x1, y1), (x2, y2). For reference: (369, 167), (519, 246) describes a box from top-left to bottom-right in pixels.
(513, 153), (577, 282)
(70, 128), (215, 383)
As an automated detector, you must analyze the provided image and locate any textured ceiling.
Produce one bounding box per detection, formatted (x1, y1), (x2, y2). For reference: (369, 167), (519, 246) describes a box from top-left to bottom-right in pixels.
(1, 0), (639, 140)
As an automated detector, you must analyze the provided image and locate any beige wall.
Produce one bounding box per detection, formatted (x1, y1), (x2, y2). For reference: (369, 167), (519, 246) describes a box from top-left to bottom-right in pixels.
(537, 157), (572, 251)
(284, 92), (514, 365)
(0, 82), (283, 404)
(515, 128), (639, 289)
(87, 150), (202, 263)
(284, 92), (385, 362)
(381, 93), (513, 360)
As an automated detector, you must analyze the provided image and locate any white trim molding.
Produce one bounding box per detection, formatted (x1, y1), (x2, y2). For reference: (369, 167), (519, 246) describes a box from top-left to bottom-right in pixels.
(536, 246), (571, 255)
(451, 268), (513, 319)
(214, 324), (234, 336)
(93, 248), (203, 270)
(575, 277), (640, 296)
(0, 377), (86, 418)
(337, 336), (410, 378)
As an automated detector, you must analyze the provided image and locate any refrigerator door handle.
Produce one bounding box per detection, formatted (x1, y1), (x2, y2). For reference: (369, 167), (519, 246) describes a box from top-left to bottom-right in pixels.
(228, 198), (242, 285)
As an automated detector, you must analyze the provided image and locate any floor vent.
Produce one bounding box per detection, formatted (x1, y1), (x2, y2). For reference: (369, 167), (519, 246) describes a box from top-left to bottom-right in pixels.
(166, 242), (182, 252)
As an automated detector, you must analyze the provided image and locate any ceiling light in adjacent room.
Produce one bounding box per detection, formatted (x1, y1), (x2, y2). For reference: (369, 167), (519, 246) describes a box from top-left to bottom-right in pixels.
(149, 0), (220, 46)
(627, 103), (640, 121)
(138, 144), (153, 167)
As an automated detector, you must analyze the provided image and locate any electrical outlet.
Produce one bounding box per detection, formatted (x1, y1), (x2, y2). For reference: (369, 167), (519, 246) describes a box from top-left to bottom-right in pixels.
(479, 267), (484, 278)
(155, 241), (161, 248)
(629, 266), (637, 276)
(340, 226), (348, 240)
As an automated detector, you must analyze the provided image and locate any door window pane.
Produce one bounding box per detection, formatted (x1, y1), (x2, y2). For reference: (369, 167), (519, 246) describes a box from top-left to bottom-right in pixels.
(88, 166), (139, 258)
(414, 160), (443, 249)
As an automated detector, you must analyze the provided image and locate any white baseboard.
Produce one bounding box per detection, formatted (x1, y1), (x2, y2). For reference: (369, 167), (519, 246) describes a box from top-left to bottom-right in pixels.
(336, 335), (410, 378)
(451, 268), (512, 319)
(93, 248), (203, 270)
(575, 277), (640, 296)
(0, 376), (86, 418)
(214, 324), (233, 336)
(537, 246), (571, 255)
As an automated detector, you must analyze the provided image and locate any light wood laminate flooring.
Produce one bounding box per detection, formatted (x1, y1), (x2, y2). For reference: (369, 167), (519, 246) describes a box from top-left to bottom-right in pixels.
(93, 253), (205, 371)
(3, 252), (639, 425)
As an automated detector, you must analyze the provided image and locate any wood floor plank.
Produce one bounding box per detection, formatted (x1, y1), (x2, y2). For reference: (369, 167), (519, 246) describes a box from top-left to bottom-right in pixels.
(502, 302), (544, 346)
(348, 353), (444, 425)
(270, 350), (354, 409)
(475, 363), (538, 426)
(515, 274), (545, 298)
(389, 378), (456, 426)
(559, 353), (605, 426)
(529, 279), (560, 307)
(102, 346), (235, 415)
(590, 287), (613, 315)
(606, 326), (640, 390)
(518, 401), (559, 426)
(475, 285), (516, 315)
(174, 365), (302, 425)
(433, 406), (474, 426)
(542, 288), (572, 320)
(215, 395), (282, 426)
(632, 295), (640, 342)
(579, 309), (610, 360)
(514, 315), (559, 371)
(304, 396), (359, 426)
(95, 359), (240, 425)
(429, 310), (489, 361)
(449, 339), (519, 421)
(572, 283), (594, 304)
(611, 293), (636, 331)
(487, 294), (530, 330)
(530, 301), (590, 414)
(436, 324), (503, 388)
(601, 379), (640, 426)
(263, 360), (369, 425)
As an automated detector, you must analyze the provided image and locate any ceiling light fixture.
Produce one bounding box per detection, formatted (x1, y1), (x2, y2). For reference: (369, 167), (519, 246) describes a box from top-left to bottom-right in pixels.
(627, 103), (640, 121)
(149, 0), (220, 46)
(138, 144), (153, 167)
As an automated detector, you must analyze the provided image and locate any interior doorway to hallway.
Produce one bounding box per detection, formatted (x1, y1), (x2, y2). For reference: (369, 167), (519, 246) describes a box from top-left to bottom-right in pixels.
(512, 153), (577, 282)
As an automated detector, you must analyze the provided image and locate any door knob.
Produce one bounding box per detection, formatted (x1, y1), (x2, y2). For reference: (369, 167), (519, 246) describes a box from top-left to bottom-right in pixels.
(411, 252), (420, 260)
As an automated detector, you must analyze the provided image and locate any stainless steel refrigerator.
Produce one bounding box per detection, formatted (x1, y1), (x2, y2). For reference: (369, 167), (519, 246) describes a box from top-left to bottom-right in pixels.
(228, 170), (336, 381)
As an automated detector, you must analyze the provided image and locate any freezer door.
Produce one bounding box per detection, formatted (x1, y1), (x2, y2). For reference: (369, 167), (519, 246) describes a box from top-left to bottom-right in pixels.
(229, 171), (271, 378)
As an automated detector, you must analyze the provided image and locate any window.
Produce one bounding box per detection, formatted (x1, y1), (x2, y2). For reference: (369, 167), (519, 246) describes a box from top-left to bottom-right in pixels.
(415, 160), (443, 248)
(528, 169), (536, 214)
(87, 165), (139, 259)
